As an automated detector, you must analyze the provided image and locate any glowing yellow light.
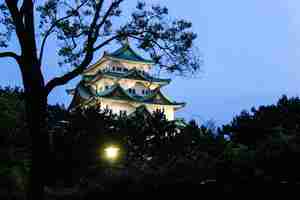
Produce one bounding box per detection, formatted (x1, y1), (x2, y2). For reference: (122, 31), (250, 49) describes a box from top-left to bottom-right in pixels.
(104, 146), (120, 160)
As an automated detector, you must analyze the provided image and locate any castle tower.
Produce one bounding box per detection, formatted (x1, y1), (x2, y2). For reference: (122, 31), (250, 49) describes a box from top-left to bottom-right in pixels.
(67, 41), (185, 121)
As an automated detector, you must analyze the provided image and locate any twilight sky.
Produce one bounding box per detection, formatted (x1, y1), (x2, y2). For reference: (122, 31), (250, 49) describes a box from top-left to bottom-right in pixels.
(1, 0), (300, 126)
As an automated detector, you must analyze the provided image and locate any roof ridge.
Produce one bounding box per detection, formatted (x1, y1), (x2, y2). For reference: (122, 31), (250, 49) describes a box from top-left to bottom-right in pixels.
(96, 83), (136, 101)
(102, 68), (171, 84)
(144, 89), (186, 106)
(77, 83), (185, 107)
(107, 43), (154, 64)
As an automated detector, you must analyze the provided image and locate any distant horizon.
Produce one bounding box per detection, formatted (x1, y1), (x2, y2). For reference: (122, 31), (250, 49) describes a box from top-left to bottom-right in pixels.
(1, 0), (299, 126)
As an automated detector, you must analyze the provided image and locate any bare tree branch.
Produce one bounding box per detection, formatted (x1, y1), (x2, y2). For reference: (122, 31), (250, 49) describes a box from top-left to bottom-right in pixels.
(85, 0), (105, 46)
(22, 0), (38, 60)
(44, 1), (108, 95)
(45, 36), (119, 95)
(5, 0), (26, 50)
(4, 0), (19, 21)
(128, 34), (177, 63)
(39, 0), (89, 64)
(93, 35), (119, 51)
(0, 51), (20, 61)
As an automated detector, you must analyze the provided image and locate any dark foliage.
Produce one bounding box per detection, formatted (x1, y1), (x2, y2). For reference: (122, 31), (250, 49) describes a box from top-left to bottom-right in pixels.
(1, 89), (300, 197)
(221, 95), (300, 146)
(219, 95), (300, 184)
(46, 105), (224, 191)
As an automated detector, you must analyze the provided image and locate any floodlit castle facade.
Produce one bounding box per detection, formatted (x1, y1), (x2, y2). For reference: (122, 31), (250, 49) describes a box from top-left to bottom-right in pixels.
(68, 41), (185, 121)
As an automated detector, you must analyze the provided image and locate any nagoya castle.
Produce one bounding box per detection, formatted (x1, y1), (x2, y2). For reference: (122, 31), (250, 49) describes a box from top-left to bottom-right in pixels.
(68, 40), (185, 121)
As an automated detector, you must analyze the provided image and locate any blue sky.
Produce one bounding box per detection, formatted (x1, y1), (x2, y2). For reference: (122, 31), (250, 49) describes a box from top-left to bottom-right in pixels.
(1, 0), (300, 126)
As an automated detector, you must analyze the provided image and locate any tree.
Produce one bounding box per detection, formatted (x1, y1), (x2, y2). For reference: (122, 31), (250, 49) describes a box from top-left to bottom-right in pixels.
(0, 0), (201, 198)
(221, 95), (300, 147)
(0, 87), (29, 199)
(0, 87), (25, 138)
(50, 107), (216, 193)
(216, 95), (300, 188)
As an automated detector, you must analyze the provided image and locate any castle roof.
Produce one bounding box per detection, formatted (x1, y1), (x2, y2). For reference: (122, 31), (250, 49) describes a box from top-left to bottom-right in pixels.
(85, 68), (171, 85)
(106, 43), (154, 64)
(71, 83), (185, 109)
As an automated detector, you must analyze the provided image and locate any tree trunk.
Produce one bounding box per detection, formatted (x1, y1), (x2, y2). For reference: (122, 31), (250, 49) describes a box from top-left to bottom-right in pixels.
(20, 61), (48, 200)
(25, 89), (48, 200)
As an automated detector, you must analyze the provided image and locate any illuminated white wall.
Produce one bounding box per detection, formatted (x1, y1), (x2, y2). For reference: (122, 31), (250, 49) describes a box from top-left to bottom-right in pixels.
(94, 98), (175, 121)
(98, 99), (136, 115)
(145, 104), (175, 121)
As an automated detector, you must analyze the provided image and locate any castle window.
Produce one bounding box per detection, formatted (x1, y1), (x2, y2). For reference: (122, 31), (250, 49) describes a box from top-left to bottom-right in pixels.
(112, 66), (116, 71)
(117, 67), (122, 71)
(105, 85), (109, 90)
(128, 88), (136, 94)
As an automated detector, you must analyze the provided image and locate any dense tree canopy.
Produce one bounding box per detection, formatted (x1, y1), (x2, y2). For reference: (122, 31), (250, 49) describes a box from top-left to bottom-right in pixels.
(221, 95), (300, 146)
(1, 87), (300, 197)
(48, 105), (225, 190)
(0, 87), (25, 138)
(219, 95), (300, 185)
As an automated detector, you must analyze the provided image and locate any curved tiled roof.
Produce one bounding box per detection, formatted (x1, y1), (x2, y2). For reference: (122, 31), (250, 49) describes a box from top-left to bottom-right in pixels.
(76, 83), (185, 107)
(96, 83), (134, 101)
(99, 68), (171, 84)
(107, 43), (154, 64)
(84, 68), (171, 86)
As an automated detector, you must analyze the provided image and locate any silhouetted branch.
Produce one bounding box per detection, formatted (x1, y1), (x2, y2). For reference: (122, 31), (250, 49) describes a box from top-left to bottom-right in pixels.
(0, 51), (20, 61)
(5, 0), (26, 50)
(45, 0), (126, 95)
(39, 0), (89, 64)
(94, 0), (124, 37)
(45, 35), (118, 95)
(93, 35), (119, 51)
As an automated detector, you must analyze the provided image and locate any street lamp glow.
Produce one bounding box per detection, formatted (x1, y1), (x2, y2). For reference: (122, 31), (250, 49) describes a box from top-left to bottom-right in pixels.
(104, 146), (120, 160)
